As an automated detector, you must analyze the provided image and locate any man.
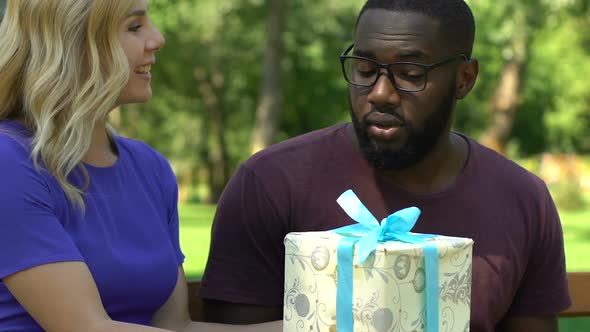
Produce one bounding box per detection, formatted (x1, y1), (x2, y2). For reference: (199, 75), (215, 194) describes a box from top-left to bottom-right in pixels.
(199, 0), (571, 330)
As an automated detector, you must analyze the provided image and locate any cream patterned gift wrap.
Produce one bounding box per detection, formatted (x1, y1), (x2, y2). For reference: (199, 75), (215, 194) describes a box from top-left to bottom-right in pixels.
(283, 190), (474, 332)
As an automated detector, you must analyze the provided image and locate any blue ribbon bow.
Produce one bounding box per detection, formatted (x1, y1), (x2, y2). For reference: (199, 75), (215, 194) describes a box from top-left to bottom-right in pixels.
(333, 189), (439, 332)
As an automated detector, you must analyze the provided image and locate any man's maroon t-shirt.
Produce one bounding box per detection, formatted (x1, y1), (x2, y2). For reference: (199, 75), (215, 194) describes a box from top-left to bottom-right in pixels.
(200, 123), (571, 331)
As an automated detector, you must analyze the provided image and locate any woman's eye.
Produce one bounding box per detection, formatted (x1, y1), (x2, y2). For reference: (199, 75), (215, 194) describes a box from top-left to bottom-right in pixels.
(128, 24), (143, 32)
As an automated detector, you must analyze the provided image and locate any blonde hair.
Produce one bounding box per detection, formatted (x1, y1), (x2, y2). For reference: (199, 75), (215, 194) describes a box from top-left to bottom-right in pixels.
(0, 0), (135, 210)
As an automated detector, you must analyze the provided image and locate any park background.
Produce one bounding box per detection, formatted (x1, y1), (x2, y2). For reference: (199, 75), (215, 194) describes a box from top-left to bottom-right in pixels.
(1, 0), (589, 330)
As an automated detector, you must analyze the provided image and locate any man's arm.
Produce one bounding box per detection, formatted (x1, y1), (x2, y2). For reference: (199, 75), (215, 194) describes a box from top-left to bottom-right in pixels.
(498, 315), (558, 332)
(202, 299), (283, 324)
(498, 183), (570, 330)
(199, 165), (289, 324)
(152, 266), (283, 330)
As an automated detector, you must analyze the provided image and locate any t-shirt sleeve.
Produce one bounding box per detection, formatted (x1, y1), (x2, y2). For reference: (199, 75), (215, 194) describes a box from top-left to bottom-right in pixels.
(167, 176), (185, 266)
(199, 164), (288, 306)
(0, 139), (84, 280)
(507, 182), (572, 316)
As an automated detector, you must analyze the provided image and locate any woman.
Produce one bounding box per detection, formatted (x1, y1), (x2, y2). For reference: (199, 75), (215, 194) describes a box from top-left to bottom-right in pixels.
(0, 0), (280, 331)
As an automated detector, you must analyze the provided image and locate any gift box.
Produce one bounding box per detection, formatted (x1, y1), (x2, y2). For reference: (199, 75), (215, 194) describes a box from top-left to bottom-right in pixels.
(283, 190), (473, 332)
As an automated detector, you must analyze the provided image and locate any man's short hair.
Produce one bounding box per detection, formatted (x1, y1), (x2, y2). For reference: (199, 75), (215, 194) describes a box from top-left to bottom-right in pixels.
(356, 0), (476, 57)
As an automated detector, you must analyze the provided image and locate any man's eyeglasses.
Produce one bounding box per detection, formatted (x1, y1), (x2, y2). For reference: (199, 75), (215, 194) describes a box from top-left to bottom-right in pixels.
(339, 44), (469, 92)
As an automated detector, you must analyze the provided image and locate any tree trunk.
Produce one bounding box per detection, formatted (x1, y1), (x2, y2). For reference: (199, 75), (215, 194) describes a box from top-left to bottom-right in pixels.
(250, 0), (286, 154)
(480, 19), (529, 156)
(480, 58), (524, 155)
(196, 68), (229, 203)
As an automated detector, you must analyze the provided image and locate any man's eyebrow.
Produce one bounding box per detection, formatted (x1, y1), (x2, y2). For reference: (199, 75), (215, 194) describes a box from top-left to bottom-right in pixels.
(352, 49), (375, 58)
(127, 9), (146, 17)
(396, 50), (429, 60)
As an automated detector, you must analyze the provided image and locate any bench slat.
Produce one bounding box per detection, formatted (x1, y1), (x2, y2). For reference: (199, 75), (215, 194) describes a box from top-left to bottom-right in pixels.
(561, 272), (590, 317)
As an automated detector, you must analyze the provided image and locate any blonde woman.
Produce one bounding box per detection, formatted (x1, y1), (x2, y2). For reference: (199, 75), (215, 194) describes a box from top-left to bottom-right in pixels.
(0, 0), (280, 331)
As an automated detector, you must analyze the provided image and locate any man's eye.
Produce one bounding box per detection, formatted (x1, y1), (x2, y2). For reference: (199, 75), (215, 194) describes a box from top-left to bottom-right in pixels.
(398, 72), (424, 81)
(355, 65), (376, 75)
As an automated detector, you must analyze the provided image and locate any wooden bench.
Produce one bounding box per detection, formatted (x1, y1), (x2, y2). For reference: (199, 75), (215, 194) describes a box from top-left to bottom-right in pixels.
(560, 272), (590, 317)
(187, 272), (590, 321)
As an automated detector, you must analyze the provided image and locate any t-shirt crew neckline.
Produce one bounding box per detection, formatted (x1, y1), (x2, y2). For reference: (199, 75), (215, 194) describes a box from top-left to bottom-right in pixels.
(339, 123), (474, 201)
(82, 135), (124, 172)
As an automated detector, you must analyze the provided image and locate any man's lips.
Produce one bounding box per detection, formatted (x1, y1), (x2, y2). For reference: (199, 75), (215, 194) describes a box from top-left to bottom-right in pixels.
(368, 125), (402, 140)
(365, 112), (404, 128)
(365, 112), (404, 140)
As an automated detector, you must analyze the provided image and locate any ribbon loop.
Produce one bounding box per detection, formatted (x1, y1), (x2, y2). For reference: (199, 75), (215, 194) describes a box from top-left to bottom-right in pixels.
(336, 189), (380, 227)
(333, 189), (439, 332)
(334, 190), (422, 264)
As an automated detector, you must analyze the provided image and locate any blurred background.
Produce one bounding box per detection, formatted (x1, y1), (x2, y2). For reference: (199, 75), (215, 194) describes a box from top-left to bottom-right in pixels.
(1, 0), (589, 330)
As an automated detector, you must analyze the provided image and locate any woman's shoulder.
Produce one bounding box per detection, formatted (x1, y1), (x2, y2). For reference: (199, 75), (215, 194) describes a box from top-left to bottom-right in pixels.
(0, 122), (55, 205)
(114, 135), (175, 179)
(115, 135), (169, 164)
(0, 123), (35, 171)
(0, 120), (31, 151)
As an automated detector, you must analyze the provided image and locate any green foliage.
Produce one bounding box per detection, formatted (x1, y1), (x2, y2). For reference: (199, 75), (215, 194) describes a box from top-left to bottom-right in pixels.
(104, 0), (590, 198)
(514, 11), (590, 155)
(459, 0), (590, 155)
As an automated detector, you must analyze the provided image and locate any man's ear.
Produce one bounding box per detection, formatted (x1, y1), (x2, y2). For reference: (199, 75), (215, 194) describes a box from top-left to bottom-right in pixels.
(456, 58), (479, 100)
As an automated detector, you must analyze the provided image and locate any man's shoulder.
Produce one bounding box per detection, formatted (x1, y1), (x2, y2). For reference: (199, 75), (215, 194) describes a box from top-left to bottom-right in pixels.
(467, 136), (547, 193)
(245, 123), (350, 168)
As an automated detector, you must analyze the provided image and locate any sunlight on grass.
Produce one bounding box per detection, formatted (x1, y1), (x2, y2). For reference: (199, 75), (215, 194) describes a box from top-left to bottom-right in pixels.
(178, 204), (216, 280)
(560, 210), (590, 271)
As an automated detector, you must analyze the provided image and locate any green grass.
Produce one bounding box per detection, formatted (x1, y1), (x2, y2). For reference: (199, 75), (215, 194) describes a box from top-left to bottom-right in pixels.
(561, 209), (590, 272)
(178, 203), (216, 280)
(178, 203), (590, 330)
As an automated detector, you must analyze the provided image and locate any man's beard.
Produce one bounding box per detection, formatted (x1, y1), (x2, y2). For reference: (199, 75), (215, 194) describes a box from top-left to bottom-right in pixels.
(350, 85), (456, 170)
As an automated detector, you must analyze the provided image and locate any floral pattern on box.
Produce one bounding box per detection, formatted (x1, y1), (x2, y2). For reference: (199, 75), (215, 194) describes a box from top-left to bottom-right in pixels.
(283, 231), (473, 332)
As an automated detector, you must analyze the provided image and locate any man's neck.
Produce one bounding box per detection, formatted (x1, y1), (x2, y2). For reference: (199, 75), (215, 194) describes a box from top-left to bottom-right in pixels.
(376, 132), (468, 195)
(346, 124), (469, 195)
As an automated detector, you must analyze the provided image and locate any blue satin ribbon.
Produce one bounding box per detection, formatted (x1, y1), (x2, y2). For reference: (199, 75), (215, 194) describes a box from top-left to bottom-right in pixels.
(333, 189), (439, 332)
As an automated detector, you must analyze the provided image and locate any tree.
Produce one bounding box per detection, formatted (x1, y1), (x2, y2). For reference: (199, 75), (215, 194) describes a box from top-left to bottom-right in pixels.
(101, 0), (590, 203)
(479, 9), (529, 155)
(250, 0), (287, 154)
(476, 0), (544, 155)
(472, 0), (590, 155)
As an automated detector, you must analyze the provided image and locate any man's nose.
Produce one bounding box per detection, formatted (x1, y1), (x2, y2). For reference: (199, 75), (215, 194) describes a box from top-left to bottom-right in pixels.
(367, 70), (402, 107)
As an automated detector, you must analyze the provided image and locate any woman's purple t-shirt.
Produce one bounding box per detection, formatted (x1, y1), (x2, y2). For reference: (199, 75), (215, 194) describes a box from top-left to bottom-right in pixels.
(0, 120), (184, 331)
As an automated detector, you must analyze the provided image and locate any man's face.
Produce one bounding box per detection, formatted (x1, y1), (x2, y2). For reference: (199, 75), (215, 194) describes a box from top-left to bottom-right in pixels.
(349, 9), (460, 170)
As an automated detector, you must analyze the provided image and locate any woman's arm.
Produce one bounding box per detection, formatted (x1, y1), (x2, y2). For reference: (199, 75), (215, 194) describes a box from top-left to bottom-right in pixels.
(3, 261), (172, 332)
(152, 266), (282, 332)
